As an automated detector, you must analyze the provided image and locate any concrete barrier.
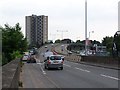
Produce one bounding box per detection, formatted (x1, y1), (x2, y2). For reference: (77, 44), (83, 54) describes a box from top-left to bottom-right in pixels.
(53, 44), (119, 69)
(81, 56), (119, 65)
(2, 59), (21, 89)
(64, 55), (81, 62)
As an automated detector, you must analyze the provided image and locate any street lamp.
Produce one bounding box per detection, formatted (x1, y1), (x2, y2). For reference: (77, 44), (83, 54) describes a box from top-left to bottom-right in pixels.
(85, 0), (88, 56)
(57, 30), (68, 40)
(88, 31), (94, 40)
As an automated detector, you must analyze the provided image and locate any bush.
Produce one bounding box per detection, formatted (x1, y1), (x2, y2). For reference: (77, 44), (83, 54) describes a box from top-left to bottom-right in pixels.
(11, 51), (23, 60)
(2, 53), (9, 66)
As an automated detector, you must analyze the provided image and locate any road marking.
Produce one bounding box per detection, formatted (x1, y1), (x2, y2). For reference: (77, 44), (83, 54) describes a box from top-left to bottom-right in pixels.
(75, 67), (90, 72)
(63, 64), (71, 67)
(39, 63), (46, 74)
(74, 63), (78, 65)
(45, 75), (60, 88)
(37, 63), (41, 64)
(100, 74), (120, 81)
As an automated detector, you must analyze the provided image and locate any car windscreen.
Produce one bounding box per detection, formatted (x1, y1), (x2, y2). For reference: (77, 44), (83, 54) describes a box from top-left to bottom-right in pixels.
(50, 56), (61, 60)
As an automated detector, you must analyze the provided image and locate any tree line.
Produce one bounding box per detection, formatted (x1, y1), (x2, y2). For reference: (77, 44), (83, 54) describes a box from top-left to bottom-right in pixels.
(54, 35), (120, 57)
(1, 23), (28, 65)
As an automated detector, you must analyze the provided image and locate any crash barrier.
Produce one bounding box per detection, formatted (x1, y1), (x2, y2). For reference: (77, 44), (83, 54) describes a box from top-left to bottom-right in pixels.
(2, 58), (21, 89)
(53, 46), (81, 61)
(54, 48), (119, 67)
(64, 55), (81, 62)
(81, 56), (119, 65)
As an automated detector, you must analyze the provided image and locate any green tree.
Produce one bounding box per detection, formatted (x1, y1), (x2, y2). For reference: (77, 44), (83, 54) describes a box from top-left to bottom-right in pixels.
(55, 39), (61, 43)
(102, 36), (114, 53)
(76, 40), (81, 43)
(1, 23), (28, 65)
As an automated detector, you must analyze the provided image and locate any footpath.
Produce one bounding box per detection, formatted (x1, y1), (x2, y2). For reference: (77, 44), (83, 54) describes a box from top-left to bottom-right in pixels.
(54, 44), (120, 70)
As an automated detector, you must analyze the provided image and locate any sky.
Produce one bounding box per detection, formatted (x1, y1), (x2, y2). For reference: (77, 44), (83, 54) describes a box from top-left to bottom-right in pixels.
(0, 0), (119, 42)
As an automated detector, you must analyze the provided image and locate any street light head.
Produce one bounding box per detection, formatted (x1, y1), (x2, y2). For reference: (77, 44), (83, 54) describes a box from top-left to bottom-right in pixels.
(92, 31), (94, 33)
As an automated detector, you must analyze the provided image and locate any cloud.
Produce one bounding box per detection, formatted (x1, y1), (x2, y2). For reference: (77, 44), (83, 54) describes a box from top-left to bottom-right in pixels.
(0, 0), (119, 41)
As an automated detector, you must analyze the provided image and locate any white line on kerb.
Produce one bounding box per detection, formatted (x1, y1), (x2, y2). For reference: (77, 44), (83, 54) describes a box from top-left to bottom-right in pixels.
(100, 74), (119, 81)
(75, 67), (90, 72)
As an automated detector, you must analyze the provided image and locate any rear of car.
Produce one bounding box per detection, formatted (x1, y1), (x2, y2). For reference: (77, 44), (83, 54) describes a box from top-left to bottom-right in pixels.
(44, 55), (64, 70)
(27, 55), (36, 63)
(21, 54), (30, 61)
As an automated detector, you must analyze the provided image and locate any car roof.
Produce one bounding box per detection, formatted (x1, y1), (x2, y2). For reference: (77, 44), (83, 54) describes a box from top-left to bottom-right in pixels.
(49, 55), (62, 57)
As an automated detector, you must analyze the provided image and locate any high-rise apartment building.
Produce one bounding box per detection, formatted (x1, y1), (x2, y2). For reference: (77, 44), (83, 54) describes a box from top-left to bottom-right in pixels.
(26, 15), (48, 47)
(118, 1), (120, 31)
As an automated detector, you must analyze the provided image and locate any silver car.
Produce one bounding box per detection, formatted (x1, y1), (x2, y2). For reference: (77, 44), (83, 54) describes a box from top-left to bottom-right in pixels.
(44, 55), (64, 70)
(21, 54), (30, 61)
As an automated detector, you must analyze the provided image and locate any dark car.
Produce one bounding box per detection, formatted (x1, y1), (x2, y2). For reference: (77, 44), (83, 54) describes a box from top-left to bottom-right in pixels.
(27, 55), (36, 63)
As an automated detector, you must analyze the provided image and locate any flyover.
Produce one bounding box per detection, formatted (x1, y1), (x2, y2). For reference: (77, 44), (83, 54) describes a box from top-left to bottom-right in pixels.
(19, 44), (119, 88)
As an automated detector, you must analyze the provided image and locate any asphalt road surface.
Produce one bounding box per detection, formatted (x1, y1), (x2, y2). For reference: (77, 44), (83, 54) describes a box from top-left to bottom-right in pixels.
(21, 44), (119, 88)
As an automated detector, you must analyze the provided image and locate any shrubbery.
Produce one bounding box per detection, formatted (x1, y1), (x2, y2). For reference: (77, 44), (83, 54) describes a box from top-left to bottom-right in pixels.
(1, 23), (28, 65)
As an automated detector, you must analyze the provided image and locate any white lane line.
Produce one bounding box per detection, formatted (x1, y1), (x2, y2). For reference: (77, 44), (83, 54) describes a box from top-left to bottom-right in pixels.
(63, 64), (71, 67)
(100, 74), (119, 81)
(75, 67), (90, 73)
(37, 63), (41, 64)
(74, 63), (78, 65)
(39, 62), (46, 74)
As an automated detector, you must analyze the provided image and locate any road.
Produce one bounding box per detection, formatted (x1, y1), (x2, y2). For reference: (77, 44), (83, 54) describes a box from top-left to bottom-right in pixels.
(20, 44), (119, 88)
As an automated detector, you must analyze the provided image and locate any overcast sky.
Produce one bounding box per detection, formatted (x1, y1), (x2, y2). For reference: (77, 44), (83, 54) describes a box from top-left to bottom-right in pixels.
(0, 0), (119, 42)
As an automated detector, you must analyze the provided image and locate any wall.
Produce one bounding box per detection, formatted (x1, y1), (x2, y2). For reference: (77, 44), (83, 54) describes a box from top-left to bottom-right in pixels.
(2, 59), (21, 89)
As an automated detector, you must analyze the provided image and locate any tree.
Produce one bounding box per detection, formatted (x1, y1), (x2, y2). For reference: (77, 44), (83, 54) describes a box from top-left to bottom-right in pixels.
(55, 39), (61, 43)
(76, 40), (81, 43)
(102, 36), (114, 53)
(1, 23), (28, 65)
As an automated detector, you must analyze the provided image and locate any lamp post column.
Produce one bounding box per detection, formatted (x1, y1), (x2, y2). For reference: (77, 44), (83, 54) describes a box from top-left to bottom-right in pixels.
(85, 0), (88, 56)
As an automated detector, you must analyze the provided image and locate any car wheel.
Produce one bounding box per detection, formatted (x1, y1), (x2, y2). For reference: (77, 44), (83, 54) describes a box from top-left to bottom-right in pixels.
(47, 65), (50, 70)
(34, 60), (36, 63)
(60, 67), (63, 70)
(44, 65), (47, 69)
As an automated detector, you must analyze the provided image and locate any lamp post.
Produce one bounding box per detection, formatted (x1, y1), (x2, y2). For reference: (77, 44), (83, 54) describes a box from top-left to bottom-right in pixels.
(85, 0), (88, 56)
(57, 30), (68, 40)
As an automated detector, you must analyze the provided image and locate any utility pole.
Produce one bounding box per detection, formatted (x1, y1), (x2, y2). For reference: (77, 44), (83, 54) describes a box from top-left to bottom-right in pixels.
(57, 30), (68, 40)
(85, 0), (88, 56)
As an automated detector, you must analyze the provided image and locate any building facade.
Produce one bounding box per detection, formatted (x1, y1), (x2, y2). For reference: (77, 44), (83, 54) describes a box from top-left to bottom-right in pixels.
(26, 15), (48, 47)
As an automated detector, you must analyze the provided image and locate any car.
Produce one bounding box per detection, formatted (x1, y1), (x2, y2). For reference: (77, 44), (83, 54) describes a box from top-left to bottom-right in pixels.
(27, 55), (36, 63)
(44, 46), (48, 48)
(29, 50), (36, 55)
(67, 51), (72, 54)
(51, 44), (54, 46)
(29, 50), (33, 54)
(44, 55), (64, 70)
(21, 54), (30, 61)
